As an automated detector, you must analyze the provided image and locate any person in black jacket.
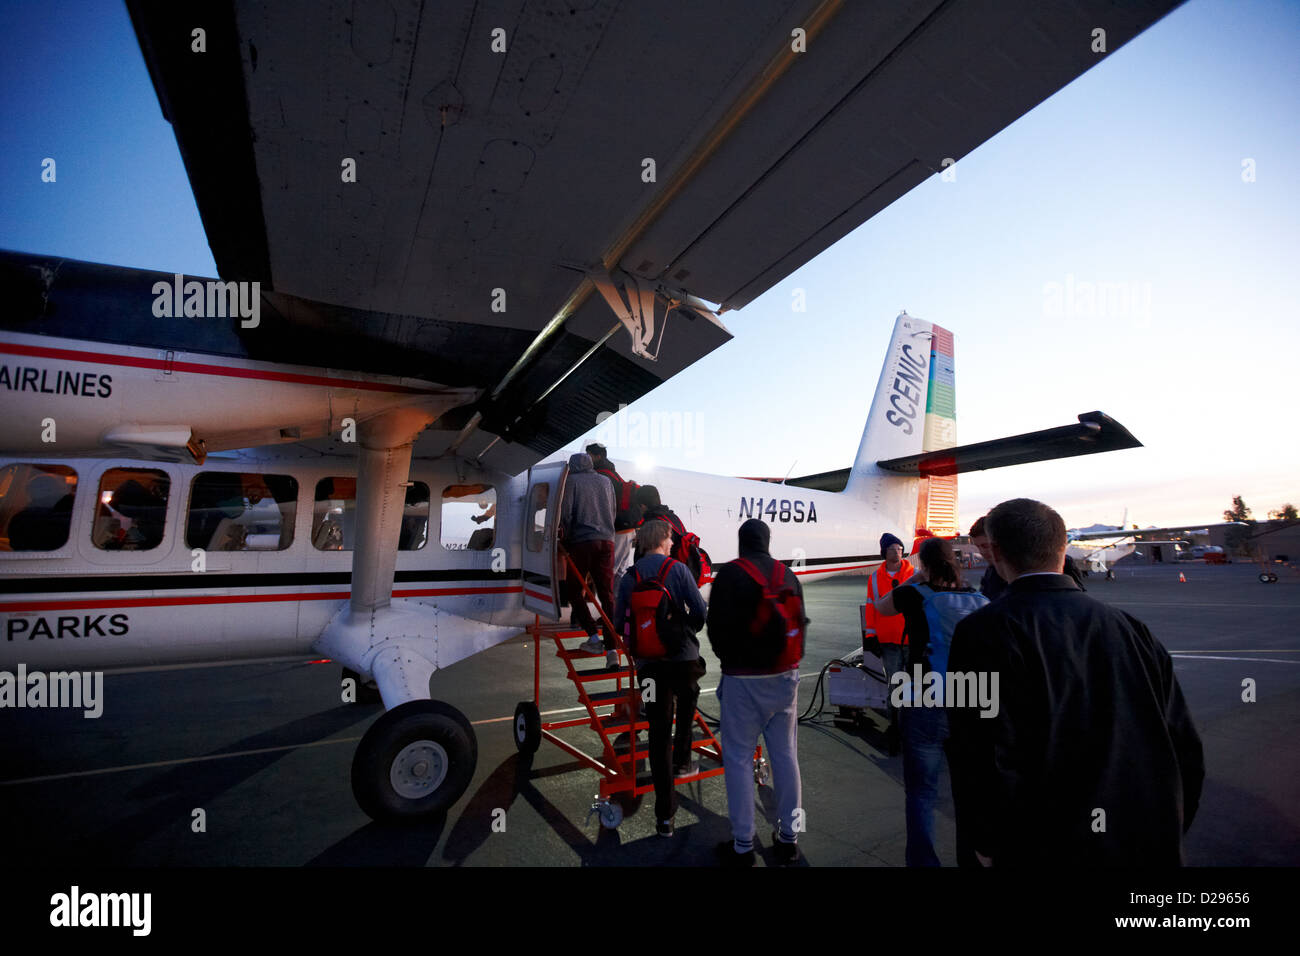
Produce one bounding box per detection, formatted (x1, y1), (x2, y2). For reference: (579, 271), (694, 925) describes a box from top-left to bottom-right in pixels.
(946, 498), (1205, 867)
(707, 518), (806, 867)
(969, 516), (1007, 600)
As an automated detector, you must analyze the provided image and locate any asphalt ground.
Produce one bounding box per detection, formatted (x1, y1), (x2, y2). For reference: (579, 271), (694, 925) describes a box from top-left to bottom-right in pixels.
(1, 562), (1297, 869)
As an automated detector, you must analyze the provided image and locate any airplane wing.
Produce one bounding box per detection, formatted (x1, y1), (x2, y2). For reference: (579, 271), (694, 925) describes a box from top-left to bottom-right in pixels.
(876, 411), (1142, 477)
(1070, 521), (1248, 541)
(119, 0), (1181, 472)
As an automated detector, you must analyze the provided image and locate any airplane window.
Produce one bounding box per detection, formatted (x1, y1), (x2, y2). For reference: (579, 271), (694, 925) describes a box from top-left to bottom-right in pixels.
(526, 483), (549, 553)
(441, 484), (496, 552)
(186, 472), (299, 551)
(400, 483), (430, 551)
(93, 468), (170, 551)
(0, 463), (77, 552)
(312, 477), (429, 551)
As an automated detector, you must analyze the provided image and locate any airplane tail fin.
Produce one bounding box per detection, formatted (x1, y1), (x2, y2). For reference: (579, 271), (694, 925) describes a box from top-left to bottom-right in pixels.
(843, 313), (960, 540)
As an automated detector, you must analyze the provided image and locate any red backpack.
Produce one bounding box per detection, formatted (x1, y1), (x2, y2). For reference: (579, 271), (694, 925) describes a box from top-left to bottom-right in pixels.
(660, 512), (712, 585)
(625, 558), (689, 660)
(597, 467), (640, 530)
(732, 558), (804, 669)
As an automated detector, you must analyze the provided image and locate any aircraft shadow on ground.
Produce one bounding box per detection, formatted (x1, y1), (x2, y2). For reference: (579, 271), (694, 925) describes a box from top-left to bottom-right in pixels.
(307, 816), (447, 866)
(802, 714), (906, 786)
(90, 704), (379, 858)
(434, 750), (812, 866)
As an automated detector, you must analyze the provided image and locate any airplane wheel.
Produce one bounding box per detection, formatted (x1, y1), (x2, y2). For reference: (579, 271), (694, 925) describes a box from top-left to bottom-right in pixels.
(513, 701), (541, 754)
(351, 700), (477, 821)
(342, 667), (382, 705)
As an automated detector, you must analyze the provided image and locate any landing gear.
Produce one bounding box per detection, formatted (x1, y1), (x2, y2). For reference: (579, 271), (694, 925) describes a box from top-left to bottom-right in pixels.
(351, 700), (477, 821)
(513, 701), (541, 754)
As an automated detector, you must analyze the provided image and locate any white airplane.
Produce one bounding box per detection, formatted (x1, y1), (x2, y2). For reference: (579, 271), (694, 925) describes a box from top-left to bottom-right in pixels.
(1067, 518), (1247, 575)
(0, 0), (1175, 820)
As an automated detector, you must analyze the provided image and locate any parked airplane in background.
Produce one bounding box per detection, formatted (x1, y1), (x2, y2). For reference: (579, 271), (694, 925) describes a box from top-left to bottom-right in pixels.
(1, 0), (1178, 821)
(1067, 518), (1247, 575)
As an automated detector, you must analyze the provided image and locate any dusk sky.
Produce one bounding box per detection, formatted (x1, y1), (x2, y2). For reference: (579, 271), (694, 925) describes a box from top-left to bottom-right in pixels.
(2, 0), (1296, 531)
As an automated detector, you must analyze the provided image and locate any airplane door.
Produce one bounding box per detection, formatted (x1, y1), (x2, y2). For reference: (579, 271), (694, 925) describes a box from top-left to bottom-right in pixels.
(521, 461), (568, 620)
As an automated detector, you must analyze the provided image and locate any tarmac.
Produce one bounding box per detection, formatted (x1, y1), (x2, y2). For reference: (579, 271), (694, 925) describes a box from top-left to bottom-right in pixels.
(1, 562), (1297, 867)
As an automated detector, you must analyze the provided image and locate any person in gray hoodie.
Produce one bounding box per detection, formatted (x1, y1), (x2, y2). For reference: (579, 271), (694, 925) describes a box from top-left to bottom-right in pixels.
(560, 452), (617, 665)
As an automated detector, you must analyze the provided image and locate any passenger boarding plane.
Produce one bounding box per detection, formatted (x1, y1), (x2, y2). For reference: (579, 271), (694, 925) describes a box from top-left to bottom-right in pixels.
(0, 0), (1177, 819)
(0, 301), (1140, 819)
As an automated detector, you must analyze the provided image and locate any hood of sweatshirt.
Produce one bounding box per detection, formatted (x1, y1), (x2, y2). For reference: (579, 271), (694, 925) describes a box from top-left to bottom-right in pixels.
(568, 452), (593, 473)
(738, 518), (771, 559)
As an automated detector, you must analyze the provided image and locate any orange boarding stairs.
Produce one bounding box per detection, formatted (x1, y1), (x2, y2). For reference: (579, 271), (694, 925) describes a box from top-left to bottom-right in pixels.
(511, 550), (750, 829)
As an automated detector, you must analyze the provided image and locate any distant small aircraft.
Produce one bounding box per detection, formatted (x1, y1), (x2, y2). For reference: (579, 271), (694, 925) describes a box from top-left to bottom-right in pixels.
(1067, 518), (1247, 576)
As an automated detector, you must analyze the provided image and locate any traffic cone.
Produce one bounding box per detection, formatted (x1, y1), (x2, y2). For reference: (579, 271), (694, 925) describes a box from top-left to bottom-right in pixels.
(1178, 572), (1186, 583)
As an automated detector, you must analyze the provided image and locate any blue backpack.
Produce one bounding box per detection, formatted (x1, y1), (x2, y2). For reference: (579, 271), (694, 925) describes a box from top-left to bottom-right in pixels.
(913, 583), (989, 681)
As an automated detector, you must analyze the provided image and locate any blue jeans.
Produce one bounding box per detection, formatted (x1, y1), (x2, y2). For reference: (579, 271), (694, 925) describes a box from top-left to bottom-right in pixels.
(901, 705), (948, 866)
(880, 643), (906, 721)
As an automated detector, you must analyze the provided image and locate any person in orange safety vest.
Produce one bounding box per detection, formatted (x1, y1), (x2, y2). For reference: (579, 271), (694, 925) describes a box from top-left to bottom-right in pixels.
(863, 532), (914, 754)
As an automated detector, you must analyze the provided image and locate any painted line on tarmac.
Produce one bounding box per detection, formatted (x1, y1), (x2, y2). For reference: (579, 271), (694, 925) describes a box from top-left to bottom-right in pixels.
(1108, 602), (1299, 609)
(0, 734), (367, 787)
(1170, 654), (1300, 664)
(2, 673), (825, 786)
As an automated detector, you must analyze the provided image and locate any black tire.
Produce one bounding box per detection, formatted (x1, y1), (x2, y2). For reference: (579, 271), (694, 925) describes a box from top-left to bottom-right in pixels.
(351, 700), (477, 821)
(342, 667), (383, 705)
(513, 701), (541, 754)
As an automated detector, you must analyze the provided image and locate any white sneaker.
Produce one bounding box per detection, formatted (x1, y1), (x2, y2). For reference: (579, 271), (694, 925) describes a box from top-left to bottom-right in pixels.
(674, 758), (700, 779)
(578, 635), (604, 655)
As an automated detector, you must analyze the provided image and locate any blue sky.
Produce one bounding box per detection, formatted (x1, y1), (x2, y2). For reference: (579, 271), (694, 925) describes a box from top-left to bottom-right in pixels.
(2, 0), (1297, 530)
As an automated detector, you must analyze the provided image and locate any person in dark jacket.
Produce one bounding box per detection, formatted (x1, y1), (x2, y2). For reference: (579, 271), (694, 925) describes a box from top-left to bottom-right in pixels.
(560, 452), (617, 667)
(707, 518), (806, 867)
(947, 498), (1205, 867)
(612, 519), (707, 837)
(969, 516), (1007, 600)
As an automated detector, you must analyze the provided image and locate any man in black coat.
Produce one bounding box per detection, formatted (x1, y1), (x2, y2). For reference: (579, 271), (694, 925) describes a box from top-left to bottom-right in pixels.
(946, 498), (1204, 866)
(707, 518), (806, 867)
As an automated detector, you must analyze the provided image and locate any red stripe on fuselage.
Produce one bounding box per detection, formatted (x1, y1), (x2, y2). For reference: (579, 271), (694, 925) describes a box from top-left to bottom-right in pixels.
(0, 585), (522, 613)
(792, 563), (873, 576)
(0, 342), (440, 394)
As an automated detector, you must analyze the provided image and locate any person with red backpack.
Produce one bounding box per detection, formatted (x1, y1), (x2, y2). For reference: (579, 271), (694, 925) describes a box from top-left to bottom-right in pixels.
(612, 519), (707, 837)
(706, 518), (806, 866)
(634, 485), (713, 586)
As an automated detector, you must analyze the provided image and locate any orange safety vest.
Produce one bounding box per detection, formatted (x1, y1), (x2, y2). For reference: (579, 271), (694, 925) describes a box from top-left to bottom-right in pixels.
(863, 561), (916, 645)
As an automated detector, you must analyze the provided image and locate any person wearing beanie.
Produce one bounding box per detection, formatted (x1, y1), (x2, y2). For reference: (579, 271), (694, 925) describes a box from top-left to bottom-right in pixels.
(862, 530), (915, 754)
(707, 518), (807, 867)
